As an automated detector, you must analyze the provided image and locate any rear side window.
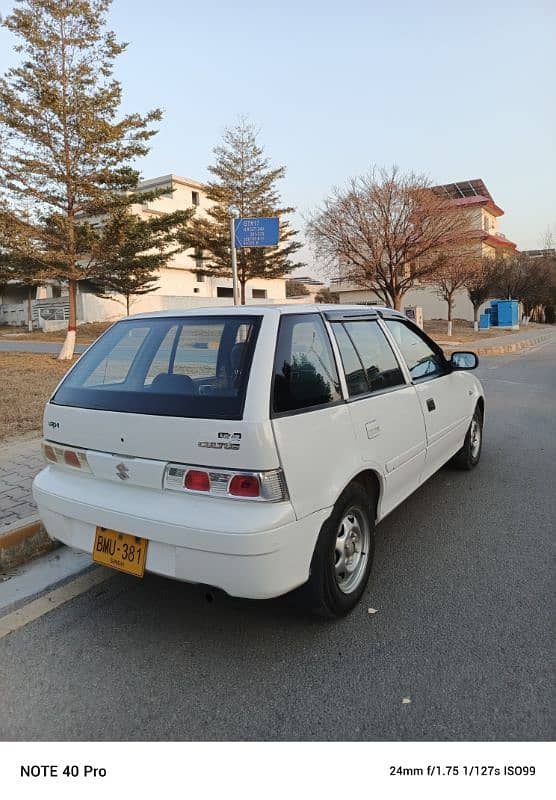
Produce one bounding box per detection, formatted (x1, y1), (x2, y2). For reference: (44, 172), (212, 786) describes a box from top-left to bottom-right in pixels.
(52, 316), (262, 420)
(333, 321), (405, 397)
(272, 314), (341, 414)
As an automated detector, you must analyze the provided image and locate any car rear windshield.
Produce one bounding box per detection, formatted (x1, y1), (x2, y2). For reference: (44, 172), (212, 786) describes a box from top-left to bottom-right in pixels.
(52, 315), (262, 419)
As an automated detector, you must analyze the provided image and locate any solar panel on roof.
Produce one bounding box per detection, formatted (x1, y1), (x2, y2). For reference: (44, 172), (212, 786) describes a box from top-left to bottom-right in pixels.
(431, 178), (493, 202)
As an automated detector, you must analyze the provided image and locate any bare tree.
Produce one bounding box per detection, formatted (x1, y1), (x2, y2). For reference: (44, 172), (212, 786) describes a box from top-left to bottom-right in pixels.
(466, 257), (498, 331)
(490, 252), (556, 322)
(306, 166), (474, 310)
(425, 254), (482, 336)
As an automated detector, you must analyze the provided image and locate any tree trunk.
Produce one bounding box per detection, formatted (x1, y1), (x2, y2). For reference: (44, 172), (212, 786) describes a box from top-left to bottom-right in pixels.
(126, 294), (130, 316)
(447, 296), (453, 337)
(58, 279), (77, 360)
(240, 280), (246, 305)
(27, 285), (33, 333)
(473, 302), (479, 332)
(392, 291), (402, 311)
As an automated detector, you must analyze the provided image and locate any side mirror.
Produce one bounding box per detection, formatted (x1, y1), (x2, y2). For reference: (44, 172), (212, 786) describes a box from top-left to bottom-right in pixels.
(451, 351), (478, 370)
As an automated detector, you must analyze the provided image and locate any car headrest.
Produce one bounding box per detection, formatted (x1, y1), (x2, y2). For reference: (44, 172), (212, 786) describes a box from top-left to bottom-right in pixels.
(230, 342), (245, 373)
(150, 373), (194, 394)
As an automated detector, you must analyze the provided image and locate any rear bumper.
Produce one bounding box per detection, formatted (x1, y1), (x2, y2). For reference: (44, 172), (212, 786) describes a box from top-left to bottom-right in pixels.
(32, 467), (329, 599)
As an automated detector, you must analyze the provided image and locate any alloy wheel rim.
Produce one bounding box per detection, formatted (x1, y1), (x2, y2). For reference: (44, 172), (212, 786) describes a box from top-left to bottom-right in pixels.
(470, 418), (481, 458)
(334, 507), (370, 594)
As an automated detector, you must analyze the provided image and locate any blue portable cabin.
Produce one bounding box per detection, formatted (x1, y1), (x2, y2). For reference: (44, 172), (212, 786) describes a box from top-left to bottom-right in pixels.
(495, 300), (519, 328)
(489, 300), (500, 326)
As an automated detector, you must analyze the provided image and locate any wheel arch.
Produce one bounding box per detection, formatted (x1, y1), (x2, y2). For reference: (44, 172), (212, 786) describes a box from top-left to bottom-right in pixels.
(344, 469), (382, 522)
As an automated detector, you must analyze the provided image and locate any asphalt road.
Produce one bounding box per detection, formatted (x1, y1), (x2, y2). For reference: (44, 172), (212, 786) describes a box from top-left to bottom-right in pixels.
(0, 339), (554, 741)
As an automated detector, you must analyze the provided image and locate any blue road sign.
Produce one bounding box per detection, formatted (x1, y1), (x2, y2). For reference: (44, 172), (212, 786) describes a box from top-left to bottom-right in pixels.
(234, 217), (279, 248)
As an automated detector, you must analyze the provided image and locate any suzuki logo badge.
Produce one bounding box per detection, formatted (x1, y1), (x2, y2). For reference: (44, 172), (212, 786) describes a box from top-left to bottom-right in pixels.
(115, 462), (130, 481)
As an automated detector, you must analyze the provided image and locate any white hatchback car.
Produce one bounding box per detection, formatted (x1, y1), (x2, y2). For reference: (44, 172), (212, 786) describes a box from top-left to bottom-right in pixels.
(33, 305), (484, 617)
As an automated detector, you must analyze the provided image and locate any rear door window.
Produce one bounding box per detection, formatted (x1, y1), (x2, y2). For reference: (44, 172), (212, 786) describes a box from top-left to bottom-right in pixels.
(335, 320), (405, 396)
(272, 314), (341, 414)
(52, 316), (262, 420)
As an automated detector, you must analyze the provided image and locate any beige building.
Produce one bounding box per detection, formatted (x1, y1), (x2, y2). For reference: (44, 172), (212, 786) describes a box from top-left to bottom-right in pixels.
(1, 173), (288, 328)
(84, 174), (288, 318)
(331, 179), (518, 321)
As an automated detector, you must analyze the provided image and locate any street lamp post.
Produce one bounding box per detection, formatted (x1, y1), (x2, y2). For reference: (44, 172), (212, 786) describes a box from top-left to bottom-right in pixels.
(229, 214), (239, 306)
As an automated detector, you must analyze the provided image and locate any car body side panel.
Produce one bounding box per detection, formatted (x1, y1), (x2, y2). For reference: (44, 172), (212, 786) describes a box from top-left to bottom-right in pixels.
(346, 386), (427, 518)
(416, 370), (483, 481)
(271, 404), (361, 519)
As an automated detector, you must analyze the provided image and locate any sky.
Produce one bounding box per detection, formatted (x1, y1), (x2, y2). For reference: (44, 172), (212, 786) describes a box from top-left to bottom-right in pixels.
(0, 0), (555, 275)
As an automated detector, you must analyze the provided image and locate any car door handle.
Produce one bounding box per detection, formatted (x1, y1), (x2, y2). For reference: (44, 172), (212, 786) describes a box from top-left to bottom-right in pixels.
(426, 398), (436, 412)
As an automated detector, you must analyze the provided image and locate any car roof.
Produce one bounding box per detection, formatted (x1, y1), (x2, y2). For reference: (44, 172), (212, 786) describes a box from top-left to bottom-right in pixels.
(126, 303), (405, 320)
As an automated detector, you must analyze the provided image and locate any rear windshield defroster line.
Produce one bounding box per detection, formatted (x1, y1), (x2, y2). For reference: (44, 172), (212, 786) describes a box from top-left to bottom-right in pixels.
(51, 315), (262, 420)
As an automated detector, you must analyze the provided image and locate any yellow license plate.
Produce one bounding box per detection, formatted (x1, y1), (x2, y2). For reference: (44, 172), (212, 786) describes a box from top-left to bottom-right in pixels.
(93, 527), (148, 577)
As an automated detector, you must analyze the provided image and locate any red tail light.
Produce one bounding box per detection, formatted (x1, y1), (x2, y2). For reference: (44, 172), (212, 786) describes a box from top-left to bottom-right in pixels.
(229, 475), (260, 497)
(184, 470), (210, 492)
(64, 450), (81, 468)
(165, 464), (287, 501)
(43, 444), (57, 463)
(42, 442), (91, 472)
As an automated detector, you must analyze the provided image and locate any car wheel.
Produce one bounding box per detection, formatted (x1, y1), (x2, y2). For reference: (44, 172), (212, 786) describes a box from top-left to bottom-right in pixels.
(298, 482), (376, 618)
(452, 406), (483, 470)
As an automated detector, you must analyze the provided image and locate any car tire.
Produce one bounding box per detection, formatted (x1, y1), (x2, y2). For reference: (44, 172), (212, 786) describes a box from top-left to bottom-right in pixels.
(452, 405), (483, 470)
(297, 481), (376, 618)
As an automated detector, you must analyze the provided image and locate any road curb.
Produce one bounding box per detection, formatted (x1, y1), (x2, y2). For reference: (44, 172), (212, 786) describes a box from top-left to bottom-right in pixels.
(0, 515), (59, 572)
(443, 331), (554, 357)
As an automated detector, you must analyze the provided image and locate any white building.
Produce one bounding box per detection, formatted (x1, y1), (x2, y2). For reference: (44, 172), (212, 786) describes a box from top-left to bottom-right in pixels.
(0, 174), (288, 329)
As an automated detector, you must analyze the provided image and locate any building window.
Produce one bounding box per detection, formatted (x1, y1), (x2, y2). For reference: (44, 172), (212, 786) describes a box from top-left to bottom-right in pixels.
(196, 273), (205, 283)
(194, 287), (199, 293)
(192, 191), (200, 206)
(216, 287), (234, 298)
(252, 289), (267, 299)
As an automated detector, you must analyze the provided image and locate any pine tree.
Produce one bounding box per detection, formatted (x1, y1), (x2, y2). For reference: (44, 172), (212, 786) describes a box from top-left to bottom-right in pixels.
(91, 205), (193, 315)
(0, 0), (162, 358)
(191, 119), (303, 304)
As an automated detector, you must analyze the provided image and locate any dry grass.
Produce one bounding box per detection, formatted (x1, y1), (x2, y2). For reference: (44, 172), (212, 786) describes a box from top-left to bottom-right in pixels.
(0, 321), (112, 344)
(424, 318), (515, 344)
(0, 352), (78, 442)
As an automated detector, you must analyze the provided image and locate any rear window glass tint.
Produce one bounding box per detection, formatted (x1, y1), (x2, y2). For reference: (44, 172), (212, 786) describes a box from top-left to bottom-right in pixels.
(84, 326), (150, 387)
(172, 323), (221, 379)
(332, 325), (369, 396)
(52, 316), (262, 420)
(273, 314), (341, 414)
(342, 321), (405, 394)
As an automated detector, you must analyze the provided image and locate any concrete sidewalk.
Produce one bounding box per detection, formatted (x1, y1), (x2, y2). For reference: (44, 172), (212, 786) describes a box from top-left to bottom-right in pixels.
(0, 437), (42, 529)
(0, 437), (53, 571)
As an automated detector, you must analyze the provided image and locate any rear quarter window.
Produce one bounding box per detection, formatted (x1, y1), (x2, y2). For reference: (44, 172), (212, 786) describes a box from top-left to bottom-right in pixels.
(272, 313), (341, 415)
